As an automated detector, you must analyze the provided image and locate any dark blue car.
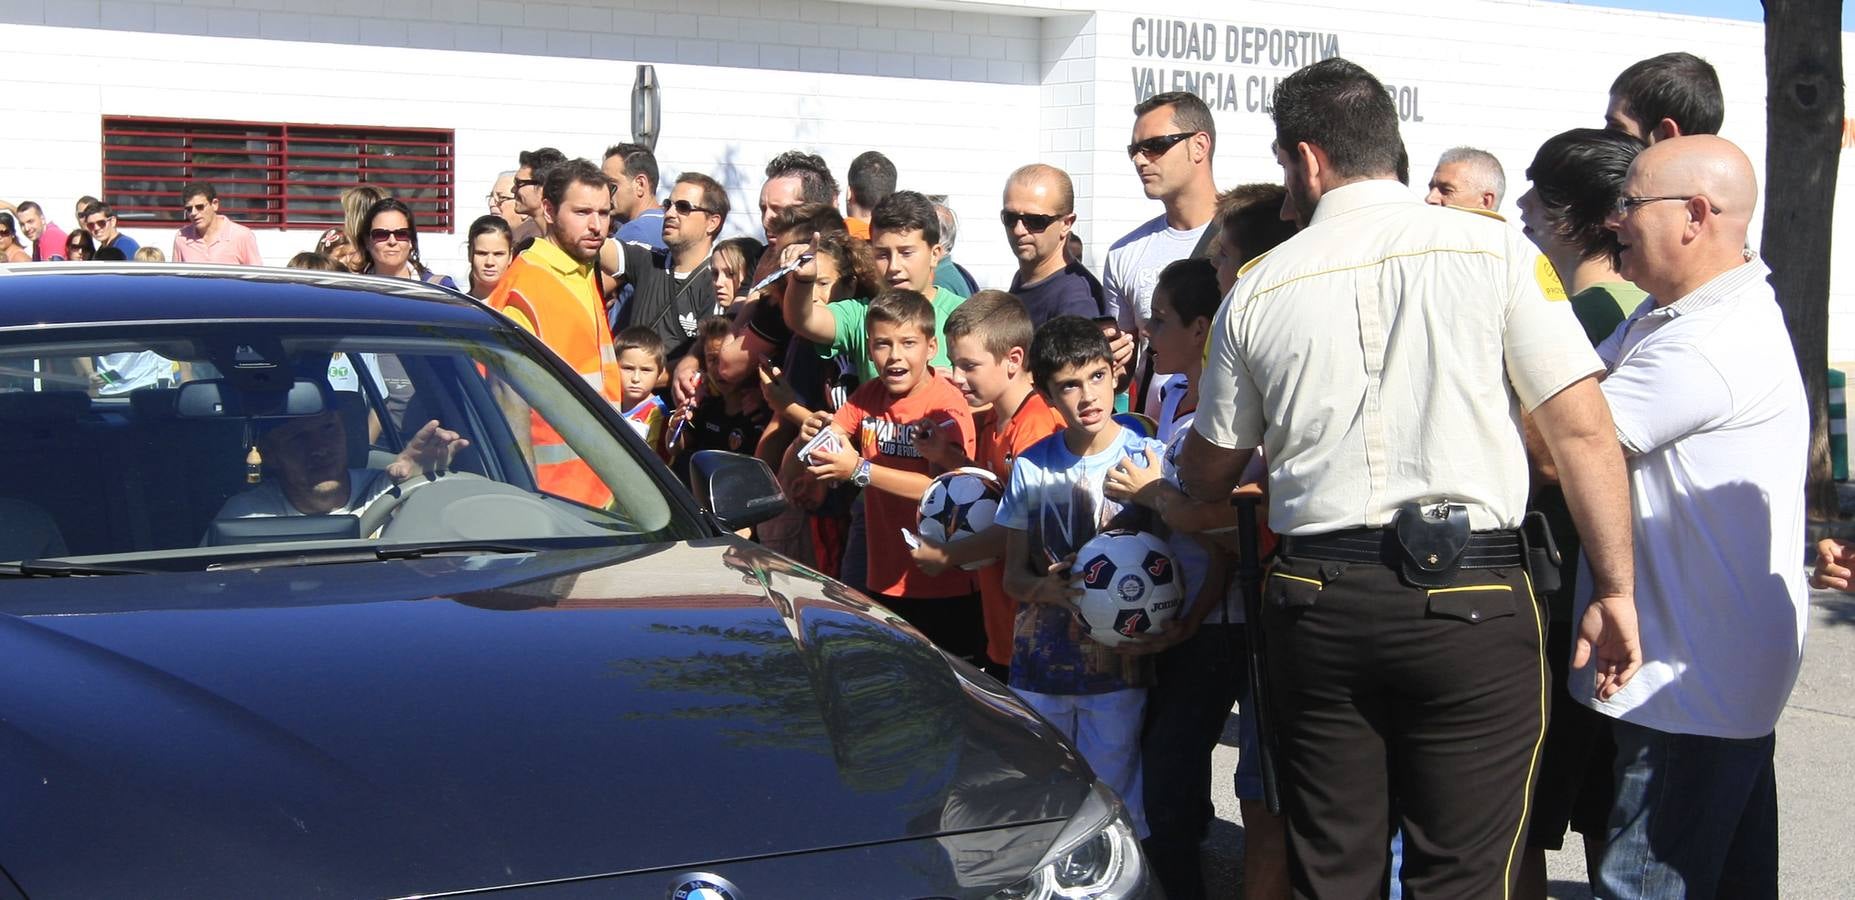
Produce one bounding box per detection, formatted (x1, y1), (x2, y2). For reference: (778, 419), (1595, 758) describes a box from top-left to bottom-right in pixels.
(0, 264), (1155, 900)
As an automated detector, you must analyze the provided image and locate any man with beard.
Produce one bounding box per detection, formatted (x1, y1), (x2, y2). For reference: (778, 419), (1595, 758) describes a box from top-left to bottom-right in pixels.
(487, 158), (625, 507)
(612, 172), (727, 363)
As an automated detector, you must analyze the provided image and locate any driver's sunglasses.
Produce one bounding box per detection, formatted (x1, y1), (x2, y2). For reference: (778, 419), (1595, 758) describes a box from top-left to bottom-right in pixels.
(1126, 131), (1198, 160)
(1000, 210), (1062, 233)
(370, 227), (413, 244)
(663, 198), (713, 216)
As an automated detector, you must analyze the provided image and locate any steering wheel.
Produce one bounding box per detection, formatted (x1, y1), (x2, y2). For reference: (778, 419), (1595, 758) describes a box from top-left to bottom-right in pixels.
(356, 470), (472, 538)
(360, 471), (611, 543)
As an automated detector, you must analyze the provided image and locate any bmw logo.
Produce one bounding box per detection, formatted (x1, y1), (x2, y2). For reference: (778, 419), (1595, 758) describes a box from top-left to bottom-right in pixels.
(669, 872), (742, 900)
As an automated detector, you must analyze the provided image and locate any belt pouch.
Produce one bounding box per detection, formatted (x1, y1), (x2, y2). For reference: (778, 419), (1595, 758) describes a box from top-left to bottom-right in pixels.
(1391, 501), (1470, 589)
(1520, 509), (1563, 594)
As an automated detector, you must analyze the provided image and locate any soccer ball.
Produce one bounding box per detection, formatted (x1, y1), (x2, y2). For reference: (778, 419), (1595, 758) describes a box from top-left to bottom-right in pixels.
(1074, 529), (1183, 647)
(917, 468), (1003, 569)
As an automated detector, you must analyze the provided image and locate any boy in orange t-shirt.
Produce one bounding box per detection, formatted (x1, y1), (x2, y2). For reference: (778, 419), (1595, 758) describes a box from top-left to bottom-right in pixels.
(910, 291), (1065, 678)
(791, 289), (981, 660)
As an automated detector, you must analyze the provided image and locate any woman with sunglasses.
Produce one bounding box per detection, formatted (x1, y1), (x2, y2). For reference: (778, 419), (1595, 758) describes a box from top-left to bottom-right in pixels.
(464, 214), (513, 300)
(0, 213), (30, 263)
(64, 230), (96, 261)
(359, 197), (456, 290)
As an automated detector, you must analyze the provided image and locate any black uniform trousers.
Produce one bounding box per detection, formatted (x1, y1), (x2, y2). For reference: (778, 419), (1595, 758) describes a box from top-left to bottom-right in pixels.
(1262, 553), (1546, 900)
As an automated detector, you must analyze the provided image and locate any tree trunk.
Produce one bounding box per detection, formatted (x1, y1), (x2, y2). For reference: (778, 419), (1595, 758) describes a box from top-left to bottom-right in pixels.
(1764, 0), (1846, 520)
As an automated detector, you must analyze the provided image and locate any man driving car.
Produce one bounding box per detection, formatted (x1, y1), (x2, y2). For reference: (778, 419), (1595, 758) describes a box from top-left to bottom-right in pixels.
(214, 409), (468, 520)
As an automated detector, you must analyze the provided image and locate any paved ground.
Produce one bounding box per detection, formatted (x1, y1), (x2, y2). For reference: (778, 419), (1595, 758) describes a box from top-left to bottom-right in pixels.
(1197, 574), (1855, 898)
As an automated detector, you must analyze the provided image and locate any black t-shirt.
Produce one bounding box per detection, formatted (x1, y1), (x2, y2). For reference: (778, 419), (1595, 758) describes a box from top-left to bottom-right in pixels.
(673, 393), (772, 484)
(616, 244), (716, 360)
(1009, 261), (1106, 326)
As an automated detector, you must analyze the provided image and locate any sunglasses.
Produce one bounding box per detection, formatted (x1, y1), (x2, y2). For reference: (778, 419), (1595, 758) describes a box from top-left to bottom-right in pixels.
(183, 202), (210, 213)
(0, 231), (12, 238)
(1126, 131), (1198, 160)
(1000, 210), (1063, 233)
(370, 228), (413, 244)
(663, 198), (713, 216)
(1610, 195), (1721, 218)
(513, 178), (541, 191)
(84, 218), (110, 230)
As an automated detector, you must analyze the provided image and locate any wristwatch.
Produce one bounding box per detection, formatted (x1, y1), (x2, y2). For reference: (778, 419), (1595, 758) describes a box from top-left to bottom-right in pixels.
(852, 459), (873, 487)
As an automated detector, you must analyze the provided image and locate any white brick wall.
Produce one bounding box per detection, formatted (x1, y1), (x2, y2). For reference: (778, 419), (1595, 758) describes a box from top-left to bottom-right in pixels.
(0, 0), (1851, 359)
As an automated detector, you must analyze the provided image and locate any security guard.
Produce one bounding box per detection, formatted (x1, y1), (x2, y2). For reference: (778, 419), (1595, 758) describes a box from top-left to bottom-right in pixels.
(1177, 58), (1642, 899)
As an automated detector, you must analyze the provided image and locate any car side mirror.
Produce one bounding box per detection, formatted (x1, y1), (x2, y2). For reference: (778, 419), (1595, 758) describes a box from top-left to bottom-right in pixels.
(689, 450), (787, 531)
(176, 377), (329, 418)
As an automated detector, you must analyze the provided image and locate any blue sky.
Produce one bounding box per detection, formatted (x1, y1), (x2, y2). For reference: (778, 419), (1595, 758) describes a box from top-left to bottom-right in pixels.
(1571, 0), (1855, 31)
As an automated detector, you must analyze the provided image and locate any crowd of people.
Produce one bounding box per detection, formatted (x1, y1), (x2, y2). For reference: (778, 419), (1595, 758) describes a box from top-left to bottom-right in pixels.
(2, 48), (1816, 900)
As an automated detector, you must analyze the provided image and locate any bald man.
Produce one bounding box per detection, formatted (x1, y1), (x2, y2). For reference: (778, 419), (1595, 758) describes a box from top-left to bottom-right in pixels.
(1423, 146), (1506, 211)
(1582, 134), (1805, 899)
(1002, 164), (1104, 325)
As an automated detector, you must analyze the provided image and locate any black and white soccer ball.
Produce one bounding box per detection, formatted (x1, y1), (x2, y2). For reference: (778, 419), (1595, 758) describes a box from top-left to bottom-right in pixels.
(1074, 528), (1183, 647)
(916, 468), (1002, 569)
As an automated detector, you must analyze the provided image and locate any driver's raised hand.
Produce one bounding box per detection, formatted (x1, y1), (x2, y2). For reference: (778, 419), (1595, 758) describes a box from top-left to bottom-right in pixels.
(389, 419), (469, 481)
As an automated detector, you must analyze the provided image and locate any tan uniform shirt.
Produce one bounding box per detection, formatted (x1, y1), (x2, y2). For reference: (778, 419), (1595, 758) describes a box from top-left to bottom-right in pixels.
(1194, 179), (1598, 534)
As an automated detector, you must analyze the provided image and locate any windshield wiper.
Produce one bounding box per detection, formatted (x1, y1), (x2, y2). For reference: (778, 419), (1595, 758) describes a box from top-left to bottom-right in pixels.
(0, 560), (159, 577)
(202, 541), (545, 572)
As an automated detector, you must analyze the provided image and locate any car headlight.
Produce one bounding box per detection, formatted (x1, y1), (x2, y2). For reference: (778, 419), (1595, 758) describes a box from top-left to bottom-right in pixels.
(987, 781), (1150, 899)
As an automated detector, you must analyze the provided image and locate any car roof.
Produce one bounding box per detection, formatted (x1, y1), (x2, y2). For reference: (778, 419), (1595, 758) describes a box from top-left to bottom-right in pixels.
(0, 263), (510, 330)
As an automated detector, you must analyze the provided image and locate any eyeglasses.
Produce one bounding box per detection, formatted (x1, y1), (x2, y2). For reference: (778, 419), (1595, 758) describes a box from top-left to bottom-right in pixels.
(486, 191), (515, 205)
(663, 198), (713, 216)
(1611, 195), (1721, 218)
(1000, 210), (1062, 233)
(370, 228), (413, 244)
(1126, 131), (1198, 161)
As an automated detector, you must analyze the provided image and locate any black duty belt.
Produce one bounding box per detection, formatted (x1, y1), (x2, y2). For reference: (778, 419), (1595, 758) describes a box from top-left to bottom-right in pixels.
(1279, 527), (1524, 568)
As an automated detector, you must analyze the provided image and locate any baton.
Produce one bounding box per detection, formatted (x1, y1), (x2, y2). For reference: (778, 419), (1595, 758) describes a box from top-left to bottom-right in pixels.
(1233, 492), (1282, 816)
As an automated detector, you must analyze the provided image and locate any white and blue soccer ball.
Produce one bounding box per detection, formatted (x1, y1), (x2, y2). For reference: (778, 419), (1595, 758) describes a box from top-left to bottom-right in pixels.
(1074, 528), (1183, 647)
(916, 468), (1003, 569)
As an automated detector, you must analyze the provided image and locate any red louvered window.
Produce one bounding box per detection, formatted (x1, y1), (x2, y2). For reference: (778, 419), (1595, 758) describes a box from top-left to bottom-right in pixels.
(101, 116), (454, 231)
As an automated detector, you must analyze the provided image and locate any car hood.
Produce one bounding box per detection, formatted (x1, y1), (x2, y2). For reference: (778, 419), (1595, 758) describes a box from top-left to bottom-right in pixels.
(0, 539), (1088, 898)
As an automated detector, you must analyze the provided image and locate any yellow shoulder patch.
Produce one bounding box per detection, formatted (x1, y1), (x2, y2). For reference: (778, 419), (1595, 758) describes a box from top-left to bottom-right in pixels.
(1534, 255), (1568, 302)
(1236, 248), (1273, 278)
(1443, 204), (1507, 223)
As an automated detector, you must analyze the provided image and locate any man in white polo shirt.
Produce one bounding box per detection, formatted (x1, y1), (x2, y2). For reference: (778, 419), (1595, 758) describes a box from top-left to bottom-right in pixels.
(1580, 134), (1807, 900)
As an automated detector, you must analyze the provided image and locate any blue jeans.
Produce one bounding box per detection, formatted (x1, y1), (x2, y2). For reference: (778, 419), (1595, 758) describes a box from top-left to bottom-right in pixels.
(1596, 720), (1779, 900)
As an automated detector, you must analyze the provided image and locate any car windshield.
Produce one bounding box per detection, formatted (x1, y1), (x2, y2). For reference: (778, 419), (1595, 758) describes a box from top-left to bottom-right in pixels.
(0, 320), (704, 570)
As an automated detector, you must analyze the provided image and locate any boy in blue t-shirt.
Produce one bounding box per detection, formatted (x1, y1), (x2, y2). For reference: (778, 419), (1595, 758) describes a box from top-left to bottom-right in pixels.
(995, 315), (1168, 838)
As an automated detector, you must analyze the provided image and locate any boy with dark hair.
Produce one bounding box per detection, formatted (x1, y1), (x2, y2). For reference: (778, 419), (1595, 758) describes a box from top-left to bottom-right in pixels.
(1101, 258), (1255, 897)
(844, 150), (896, 238)
(1607, 51), (1723, 143)
(615, 326), (668, 458)
(996, 315), (1168, 840)
(910, 290), (1068, 676)
(781, 189), (965, 382)
(792, 289), (981, 659)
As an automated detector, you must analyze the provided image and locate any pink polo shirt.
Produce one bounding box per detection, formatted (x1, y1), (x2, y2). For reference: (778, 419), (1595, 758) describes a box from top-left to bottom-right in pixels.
(172, 217), (263, 265)
(32, 221), (68, 262)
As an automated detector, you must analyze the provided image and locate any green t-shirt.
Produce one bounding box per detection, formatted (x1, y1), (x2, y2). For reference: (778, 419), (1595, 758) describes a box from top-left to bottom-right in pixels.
(1569, 281), (1647, 347)
(823, 285), (966, 381)
(1535, 280), (1648, 618)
